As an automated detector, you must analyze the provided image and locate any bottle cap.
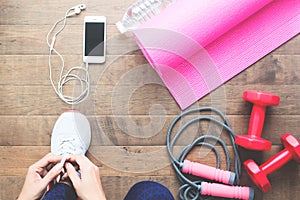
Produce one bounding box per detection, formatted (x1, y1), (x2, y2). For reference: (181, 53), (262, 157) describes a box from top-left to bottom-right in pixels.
(116, 21), (128, 34)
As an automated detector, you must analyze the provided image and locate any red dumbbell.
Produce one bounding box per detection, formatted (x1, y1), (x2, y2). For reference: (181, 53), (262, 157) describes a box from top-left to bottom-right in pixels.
(235, 90), (280, 150)
(244, 133), (300, 192)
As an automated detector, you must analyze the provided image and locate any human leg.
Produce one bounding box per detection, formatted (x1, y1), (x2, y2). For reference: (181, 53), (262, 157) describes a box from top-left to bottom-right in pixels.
(42, 183), (77, 200)
(124, 181), (175, 200)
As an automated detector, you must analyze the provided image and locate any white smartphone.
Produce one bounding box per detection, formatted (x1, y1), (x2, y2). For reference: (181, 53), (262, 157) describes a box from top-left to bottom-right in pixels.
(83, 16), (106, 63)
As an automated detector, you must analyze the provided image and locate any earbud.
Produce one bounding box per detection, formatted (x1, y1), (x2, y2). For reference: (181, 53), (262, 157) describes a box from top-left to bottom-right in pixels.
(72, 4), (86, 12)
(67, 4), (86, 17)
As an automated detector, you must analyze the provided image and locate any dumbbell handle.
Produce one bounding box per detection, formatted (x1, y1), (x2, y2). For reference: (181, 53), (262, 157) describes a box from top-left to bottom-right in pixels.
(201, 181), (254, 200)
(248, 105), (266, 137)
(182, 160), (236, 185)
(260, 148), (292, 175)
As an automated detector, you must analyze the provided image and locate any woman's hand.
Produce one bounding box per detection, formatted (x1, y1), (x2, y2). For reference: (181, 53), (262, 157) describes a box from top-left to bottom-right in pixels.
(18, 153), (63, 200)
(66, 154), (106, 200)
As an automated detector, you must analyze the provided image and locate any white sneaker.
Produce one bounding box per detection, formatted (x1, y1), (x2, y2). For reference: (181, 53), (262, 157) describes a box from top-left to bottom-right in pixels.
(51, 110), (91, 157)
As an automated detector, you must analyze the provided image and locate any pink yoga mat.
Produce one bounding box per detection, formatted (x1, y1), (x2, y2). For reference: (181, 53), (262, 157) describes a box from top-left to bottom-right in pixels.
(133, 0), (300, 109)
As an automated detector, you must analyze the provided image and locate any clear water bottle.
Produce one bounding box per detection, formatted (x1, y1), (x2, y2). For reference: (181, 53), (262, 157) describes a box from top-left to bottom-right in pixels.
(116, 0), (176, 34)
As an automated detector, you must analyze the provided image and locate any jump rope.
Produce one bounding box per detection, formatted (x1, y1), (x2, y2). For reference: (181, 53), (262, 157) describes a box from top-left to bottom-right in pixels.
(166, 107), (254, 200)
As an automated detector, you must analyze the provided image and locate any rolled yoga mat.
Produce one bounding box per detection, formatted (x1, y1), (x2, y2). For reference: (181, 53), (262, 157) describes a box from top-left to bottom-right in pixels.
(133, 0), (300, 109)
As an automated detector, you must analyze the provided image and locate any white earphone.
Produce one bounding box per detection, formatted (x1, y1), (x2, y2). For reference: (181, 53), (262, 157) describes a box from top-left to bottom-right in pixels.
(68, 4), (86, 17)
(46, 4), (90, 105)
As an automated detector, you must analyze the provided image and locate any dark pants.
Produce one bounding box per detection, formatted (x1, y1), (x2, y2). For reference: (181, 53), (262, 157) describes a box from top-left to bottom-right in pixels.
(43, 183), (77, 200)
(43, 181), (174, 200)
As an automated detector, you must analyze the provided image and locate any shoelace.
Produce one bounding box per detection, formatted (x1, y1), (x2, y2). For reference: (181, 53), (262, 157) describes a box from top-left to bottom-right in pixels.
(56, 138), (77, 183)
(58, 138), (77, 156)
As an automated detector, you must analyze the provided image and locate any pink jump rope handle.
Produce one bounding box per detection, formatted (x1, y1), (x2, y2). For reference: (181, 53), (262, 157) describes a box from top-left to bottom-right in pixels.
(201, 182), (254, 200)
(182, 160), (236, 185)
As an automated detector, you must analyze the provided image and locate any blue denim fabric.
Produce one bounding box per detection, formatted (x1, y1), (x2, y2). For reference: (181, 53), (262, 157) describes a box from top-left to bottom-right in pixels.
(42, 183), (77, 200)
(124, 181), (174, 200)
(42, 181), (174, 200)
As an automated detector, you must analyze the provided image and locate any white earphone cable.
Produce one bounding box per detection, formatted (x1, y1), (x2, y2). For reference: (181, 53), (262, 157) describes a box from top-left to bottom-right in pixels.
(47, 8), (89, 105)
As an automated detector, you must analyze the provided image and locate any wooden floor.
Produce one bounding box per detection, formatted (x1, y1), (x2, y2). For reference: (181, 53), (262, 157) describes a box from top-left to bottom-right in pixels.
(1, 0), (299, 199)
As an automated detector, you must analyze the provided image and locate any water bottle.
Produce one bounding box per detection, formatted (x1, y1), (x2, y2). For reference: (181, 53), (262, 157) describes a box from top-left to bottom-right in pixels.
(116, 0), (176, 34)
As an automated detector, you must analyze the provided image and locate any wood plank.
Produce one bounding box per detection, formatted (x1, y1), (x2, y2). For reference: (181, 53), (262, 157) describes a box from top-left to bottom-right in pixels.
(68, 84), (300, 116)
(1, 55), (299, 86)
(0, 146), (228, 176)
(0, 25), (139, 56)
(229, 55), (300, 85)
(1, 84), (300, 115)
(90, 113), (300, 146)
(0, 115), (299, 146)
(0, 0), (137, 25)
(0, 55), (136, 85)
(0, 25), (299, 56)
(0, 176), (25, 200)
(0, 85), (71, 115)
(1, 145), (299, 175)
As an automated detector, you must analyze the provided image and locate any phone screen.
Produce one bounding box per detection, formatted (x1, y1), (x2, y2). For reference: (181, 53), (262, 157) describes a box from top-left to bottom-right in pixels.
(85, 22), (105, 56)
